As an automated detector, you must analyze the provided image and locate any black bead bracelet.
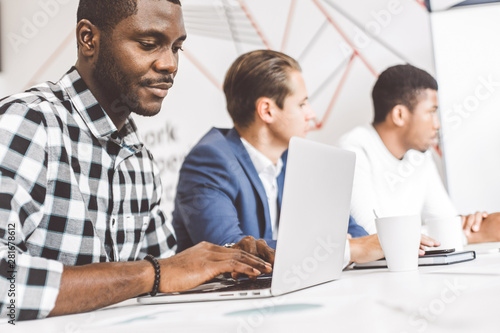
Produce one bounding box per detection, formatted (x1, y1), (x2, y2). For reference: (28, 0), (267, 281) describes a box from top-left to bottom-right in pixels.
(144, 254), (160, 296)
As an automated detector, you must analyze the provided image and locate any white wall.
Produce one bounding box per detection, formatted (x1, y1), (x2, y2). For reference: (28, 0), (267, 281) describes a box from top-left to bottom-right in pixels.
(431, 3), (500, 213)
(0, 0), (77, 95)
(0, 0), (435, 219)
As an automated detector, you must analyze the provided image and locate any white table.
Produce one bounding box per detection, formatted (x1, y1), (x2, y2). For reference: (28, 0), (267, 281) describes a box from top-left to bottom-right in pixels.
(4, 249), (500, 333)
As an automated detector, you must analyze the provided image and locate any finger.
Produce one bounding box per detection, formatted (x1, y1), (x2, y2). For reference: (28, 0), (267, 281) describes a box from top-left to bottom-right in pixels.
(256, 240), (275, 265)
(482, 211), (488, 219)
(245, 239), (258, 257)
(419, 249), (426, 256)
(234, 236), (258, 256)
(230, 238), (263, 280)
(463, 214), (475, 236)
(226, 253), (270, 276)
(216, 249), (273, 274)
(231, 271), (259, 280)
(471, 211), (483, 232)
(233, 238), (274, 268)
(218, 260), (262, 278)
(207, 246), (273, 276)
(421, 234), (440, 247)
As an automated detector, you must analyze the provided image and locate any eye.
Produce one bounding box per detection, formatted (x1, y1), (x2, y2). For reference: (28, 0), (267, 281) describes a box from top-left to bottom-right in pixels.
(139, 41), (156, 50)
(173, 45), (184, 53)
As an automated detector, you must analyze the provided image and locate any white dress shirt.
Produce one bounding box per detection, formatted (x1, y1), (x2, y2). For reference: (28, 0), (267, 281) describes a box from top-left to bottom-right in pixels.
(241, 138), (283, 240)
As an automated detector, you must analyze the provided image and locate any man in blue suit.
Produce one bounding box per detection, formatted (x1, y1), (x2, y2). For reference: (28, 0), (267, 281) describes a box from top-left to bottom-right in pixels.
(172, 50), (381, 262)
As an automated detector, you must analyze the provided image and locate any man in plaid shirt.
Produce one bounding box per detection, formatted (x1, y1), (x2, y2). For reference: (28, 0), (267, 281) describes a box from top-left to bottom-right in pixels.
(0, 0), (274, 321)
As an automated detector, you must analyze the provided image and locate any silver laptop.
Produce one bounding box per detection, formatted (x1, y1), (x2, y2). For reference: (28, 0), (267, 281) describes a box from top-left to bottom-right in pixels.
(137, 136), (355, 305)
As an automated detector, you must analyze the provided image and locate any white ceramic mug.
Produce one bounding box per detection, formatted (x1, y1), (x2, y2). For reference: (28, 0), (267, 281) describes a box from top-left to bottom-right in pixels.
(375, 215), (421, 272)
(424, 216), (464, 251)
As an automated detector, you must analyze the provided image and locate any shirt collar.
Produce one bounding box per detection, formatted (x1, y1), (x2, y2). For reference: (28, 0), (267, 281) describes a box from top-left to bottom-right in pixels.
(368, 124), (418, 164)
(58, 67), (143, 151)
(240, 137), (283, 178)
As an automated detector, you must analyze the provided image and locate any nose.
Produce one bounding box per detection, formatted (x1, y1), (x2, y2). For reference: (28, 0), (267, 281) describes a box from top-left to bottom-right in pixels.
(153, 48), (178, 74)
(433, 111), (441, 130)
(304, 102), (316, 121)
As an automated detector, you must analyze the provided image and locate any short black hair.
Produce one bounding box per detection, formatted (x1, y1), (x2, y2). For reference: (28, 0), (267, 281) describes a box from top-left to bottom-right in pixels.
(223, 50), (301, 129)
(77, 0), (181, 32)
(372, 64), (438, 124)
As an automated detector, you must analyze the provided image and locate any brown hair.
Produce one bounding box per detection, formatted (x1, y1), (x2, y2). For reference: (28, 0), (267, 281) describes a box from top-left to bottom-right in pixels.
(223, 50), (301, 128)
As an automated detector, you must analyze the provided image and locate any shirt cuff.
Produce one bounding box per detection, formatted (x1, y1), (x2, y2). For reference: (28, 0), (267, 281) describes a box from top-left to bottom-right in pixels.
(461, 231), (469, 246)
(1, 251), (64, 320)
(343, 239), (351, 269)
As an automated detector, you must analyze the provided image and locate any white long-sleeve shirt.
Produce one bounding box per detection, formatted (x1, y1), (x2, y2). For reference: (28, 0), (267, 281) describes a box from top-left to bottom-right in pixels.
(338, 125), (457, 234)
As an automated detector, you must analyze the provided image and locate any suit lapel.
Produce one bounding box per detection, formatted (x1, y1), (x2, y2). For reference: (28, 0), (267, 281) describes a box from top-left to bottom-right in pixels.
(276, 150), (287, 225)
(226, 128), (272, 236)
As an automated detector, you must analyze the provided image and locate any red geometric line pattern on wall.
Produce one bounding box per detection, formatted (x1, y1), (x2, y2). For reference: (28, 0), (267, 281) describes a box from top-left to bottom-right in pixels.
(280, 0), (297, 52)
(182, 49), (222, 91)
(415, 0), (427, 9)
(315, 52), (357, 129)
(323, 0), (411, 64)
(311, 0), (379, 77)
(182, 0), (386, 132)
(237, 0), (273, 49)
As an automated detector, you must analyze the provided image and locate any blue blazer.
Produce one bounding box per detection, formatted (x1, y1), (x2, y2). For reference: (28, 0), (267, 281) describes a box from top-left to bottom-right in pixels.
(172, 128), (367, 253)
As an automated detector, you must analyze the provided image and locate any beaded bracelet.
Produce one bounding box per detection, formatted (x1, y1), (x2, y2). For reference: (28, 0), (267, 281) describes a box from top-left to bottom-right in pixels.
(144, 254), (160, 296)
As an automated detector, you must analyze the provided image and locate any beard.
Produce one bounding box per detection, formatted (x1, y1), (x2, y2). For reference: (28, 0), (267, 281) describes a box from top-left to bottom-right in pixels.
(92, 41), (166, 119)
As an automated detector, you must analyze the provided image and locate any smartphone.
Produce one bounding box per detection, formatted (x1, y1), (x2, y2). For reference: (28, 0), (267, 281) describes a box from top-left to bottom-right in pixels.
(423, 248), (455, 255)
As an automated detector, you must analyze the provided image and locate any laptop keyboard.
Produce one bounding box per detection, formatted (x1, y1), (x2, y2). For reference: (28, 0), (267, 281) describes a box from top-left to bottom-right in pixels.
(216, 276), (272, 292)
(174, 274), (272, 295)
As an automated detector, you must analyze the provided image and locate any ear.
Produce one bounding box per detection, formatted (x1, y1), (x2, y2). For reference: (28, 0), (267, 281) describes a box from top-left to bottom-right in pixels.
(76, 19), (100, 59)
(389, 104), (410, 127)
(255, 97), (275, 124)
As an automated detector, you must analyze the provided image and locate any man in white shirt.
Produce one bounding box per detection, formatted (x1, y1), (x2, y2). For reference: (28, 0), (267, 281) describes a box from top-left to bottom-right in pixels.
(339, 64), (500, 244)
(172, 50), (390, 267)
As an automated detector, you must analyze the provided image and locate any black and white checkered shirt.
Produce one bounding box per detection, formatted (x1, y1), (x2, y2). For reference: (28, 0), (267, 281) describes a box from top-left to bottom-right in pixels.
(0, 67), (177, 321)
